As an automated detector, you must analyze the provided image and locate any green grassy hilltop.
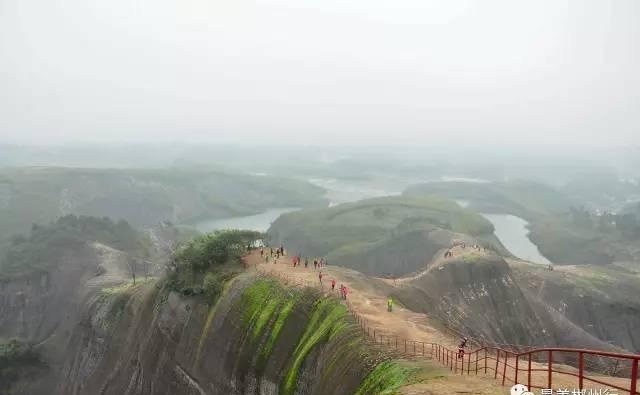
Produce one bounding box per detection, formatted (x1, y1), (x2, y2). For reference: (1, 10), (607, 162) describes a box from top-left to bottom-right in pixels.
(268, 195), (496, 275)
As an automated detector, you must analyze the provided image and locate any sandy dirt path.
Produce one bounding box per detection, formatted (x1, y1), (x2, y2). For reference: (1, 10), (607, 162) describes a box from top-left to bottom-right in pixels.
(246, 251), (514, 394)
(247, 251), (457, 348)
(383, 244), (491, 285)
(247, 250), (636, 395)
(86, 242), (132, 289)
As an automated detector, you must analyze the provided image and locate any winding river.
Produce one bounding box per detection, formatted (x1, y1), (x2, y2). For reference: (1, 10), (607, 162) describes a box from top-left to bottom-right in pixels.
(192, 177), (553, 266)
(481, 214), (552, 265)
(193, 207), (300, 233)
(456, 199), (552, 264)
(192, 177), (400, 233)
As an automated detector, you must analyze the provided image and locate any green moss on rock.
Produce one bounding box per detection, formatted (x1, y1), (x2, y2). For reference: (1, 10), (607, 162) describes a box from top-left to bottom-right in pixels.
(355, 361), (417, 395)
(258, 298), (296, 368)
(281, 297), (350, 395)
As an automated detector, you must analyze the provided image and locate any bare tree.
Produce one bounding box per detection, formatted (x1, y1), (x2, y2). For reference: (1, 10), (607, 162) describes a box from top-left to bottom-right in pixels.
(127, 257), (137, 285)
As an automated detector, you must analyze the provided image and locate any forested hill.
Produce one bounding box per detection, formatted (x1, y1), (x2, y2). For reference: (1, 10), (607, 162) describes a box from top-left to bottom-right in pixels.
(0, 167), (327, 240)
(267, 196), (498, 276)
(0, 215), (148, 279)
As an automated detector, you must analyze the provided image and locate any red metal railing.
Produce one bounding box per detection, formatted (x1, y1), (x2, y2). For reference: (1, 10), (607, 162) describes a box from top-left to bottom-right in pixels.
(255, 266), (640, 394)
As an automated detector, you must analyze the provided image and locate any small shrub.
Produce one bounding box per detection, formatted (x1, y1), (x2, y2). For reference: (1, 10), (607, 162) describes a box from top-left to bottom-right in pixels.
(0, 339), (45, 392)
(203, 272), (224, 300)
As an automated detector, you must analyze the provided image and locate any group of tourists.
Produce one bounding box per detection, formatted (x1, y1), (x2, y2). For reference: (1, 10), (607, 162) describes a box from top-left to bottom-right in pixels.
(260, 244), (286, 258)
(318, 271), (350, 300)
(257, 243), (474, 359)
(444, 242), (485, 259)
(261, 244), (353, 302)
(260, 245), (329, 270)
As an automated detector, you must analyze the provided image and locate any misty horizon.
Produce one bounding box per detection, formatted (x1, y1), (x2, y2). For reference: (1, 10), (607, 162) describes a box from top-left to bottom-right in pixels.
(2, 0), (639, 147)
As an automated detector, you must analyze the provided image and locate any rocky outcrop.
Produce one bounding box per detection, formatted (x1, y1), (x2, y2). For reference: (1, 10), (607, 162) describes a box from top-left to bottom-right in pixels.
(52, 274), (398, 395)
(326, 229), (477, 277)
(394, 254), (554, 345)
(393, 255), (626, 353)
(0, 244), (101, 341)
(511, 263), (640, 353)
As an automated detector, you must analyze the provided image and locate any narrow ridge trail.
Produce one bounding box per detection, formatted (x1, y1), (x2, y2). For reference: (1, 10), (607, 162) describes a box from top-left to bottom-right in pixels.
(86, 242), (131, 289)
(246, 251), (509, 394)
(246, 250), (638, 394)
(247, 251), (455, 349)
(381, 244), (492, 285)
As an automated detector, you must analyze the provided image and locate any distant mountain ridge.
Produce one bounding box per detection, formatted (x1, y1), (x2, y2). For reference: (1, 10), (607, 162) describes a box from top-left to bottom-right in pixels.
(0, 166), (327, 243)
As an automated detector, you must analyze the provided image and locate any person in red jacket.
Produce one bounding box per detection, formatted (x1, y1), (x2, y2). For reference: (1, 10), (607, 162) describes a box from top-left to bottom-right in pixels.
(331, 279), (336, 291)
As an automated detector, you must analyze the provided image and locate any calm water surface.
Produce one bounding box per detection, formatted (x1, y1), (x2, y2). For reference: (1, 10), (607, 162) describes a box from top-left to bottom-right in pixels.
(481, 214), (552, 265)
(193, 207), (300, 233)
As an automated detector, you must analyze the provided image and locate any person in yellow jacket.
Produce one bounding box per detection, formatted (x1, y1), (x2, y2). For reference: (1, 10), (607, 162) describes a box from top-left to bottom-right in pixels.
(387, 297), (393, 312)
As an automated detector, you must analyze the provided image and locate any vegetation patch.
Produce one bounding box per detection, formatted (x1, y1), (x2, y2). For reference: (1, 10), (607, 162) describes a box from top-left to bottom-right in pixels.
(97, 280), (155, 322)
(258, 298), (296, 368)
(194, 275), (239, 366)
(0, 166), (327, 247)
(281, 297), (350, 395)
(238, 279), (281, 329)
(0, 339), (46, 393)
(235, 280), (302, 373)
(355, 360), (418, 395)
(404, 180), (640, 265)
(268, 196), (494, 269)
(404, 180), (573, 219)
(0, 215), (149, 278)
(166, 229), (263, 295)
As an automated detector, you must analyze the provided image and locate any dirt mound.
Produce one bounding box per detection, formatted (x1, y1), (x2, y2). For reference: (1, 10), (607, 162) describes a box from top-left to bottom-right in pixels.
(392, 254), (627, 352)
(331, 229), (480, 277)
(394, 254), (552, 345)
(510, 260), (640, 352)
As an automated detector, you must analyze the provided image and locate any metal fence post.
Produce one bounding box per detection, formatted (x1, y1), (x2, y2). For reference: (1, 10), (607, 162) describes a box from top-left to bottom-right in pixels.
(484, 348), (488, 374)
(630, 358), (638, 395)
(515, 354), (519, 385)
(578, 352), (584, 391)
(528, 353), (532, 389)
(547, 350), (553, 390)
(502, 352), (508, 385)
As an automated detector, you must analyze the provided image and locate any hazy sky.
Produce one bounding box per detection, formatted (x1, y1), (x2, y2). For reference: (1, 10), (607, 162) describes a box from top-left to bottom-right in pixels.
(1, 0), (639, 146)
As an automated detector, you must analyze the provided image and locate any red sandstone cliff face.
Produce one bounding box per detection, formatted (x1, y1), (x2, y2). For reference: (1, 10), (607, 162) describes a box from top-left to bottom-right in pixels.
(53, 273), (373, 395)
(394, 255), (631, 354)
